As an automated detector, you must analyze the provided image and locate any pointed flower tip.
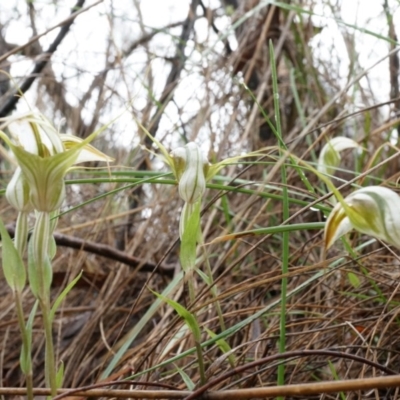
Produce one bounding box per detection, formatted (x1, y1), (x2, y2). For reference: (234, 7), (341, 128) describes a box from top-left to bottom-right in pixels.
(324, 206), (352, 249)
(61, 135), (114, 164)
(324, 186), (400, 249)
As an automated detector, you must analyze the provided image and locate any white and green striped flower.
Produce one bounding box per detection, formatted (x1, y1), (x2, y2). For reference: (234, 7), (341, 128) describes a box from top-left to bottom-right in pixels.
(1, 113), (113, 213)
(171, 142), (209, 204)
(324, 186), (400, 249)
(318, 137), (361, 177)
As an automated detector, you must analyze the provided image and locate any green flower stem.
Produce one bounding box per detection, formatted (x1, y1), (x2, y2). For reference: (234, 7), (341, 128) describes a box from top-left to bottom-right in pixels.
(15, 212), (28, 256)
(270, 41), (288, 396)
(14, 290), (34, 400)
(179, 201), (207, 387)
(13, 212), (33, 400)
(199, 236), (226, 332)
(194, 340), (206, 386)
(40, 297), (57, 396)
(186, 269), (196, 305)
(185, 269), (206, 387)
(31, 212), (57, 396)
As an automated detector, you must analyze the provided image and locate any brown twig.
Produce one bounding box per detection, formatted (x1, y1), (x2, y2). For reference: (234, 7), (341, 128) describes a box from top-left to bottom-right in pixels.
(2, 374), (400, 399)
(6, 224), (174, 276)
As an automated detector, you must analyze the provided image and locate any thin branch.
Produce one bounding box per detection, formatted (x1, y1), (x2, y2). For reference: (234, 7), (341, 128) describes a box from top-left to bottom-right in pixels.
(145, 0), (200, 143)
(0, 0), (103, 64)
(6, 225), (174, 276)
(0, 0), (88, 117)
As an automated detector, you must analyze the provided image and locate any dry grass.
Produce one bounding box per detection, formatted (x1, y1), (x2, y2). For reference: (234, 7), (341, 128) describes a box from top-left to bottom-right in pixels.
(1, 0), (400, 399)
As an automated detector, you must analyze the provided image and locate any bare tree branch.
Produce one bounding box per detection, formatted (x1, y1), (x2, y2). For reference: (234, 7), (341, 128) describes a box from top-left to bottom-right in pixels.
(145, 0), (201, 143)
(6, 225), (174, 276)
(0, 0), (87, 117)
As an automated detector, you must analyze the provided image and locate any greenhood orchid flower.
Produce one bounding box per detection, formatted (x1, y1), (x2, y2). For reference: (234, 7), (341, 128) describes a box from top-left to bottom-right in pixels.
(1, 113), (113, 213)
(318, 137), (362, 177)
(170, 142), (209, 204)
(324, 186), (400, 249)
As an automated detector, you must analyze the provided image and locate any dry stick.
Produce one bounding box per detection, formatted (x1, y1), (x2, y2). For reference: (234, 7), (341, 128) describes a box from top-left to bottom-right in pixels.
(242, 5), (277, 85)
(0, 0), (95, 117)
(296, 96), (400, 139)
(4, 375), (400, 399)
(5, 224), (173, 275)
(198, 0), (232, 54)
(184, 349), (397, 400)
(52, 379), (181, 400)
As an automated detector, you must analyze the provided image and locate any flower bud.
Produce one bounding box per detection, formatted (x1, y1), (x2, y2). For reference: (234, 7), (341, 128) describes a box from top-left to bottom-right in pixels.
(6, 167), (33, 212)
(318, 137), (361, 176)
(171, 142), (209, 204)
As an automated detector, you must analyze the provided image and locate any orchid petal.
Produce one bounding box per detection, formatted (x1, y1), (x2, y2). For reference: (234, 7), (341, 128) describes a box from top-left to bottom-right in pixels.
(61, 134), (114, 164)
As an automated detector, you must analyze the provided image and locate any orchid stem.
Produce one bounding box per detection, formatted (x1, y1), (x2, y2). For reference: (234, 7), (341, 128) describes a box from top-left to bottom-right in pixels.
(40, 297), (57, 397)
(15, 290), (34, 400)
(14, 213), (33, 400)
(32, 212), (57, 396)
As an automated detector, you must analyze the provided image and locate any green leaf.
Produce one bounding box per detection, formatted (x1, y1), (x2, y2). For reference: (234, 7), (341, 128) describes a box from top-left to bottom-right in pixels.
(48, 235), (57, 260)
(180, 200), (201, 271)
(50, 271), (82, 321)
(0, 217), (26, 292)
(56, 361), (64, 389)
(20, 301), (38, 374)
(27, 238), (44, 298)
(205, 328), (236, 366)
(196, 268), (211, 286)
(175, 364), (195, 390)
(150, 288), (201, 342)
(328, 360), (346, 400)
(347, 272), (361, 288)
